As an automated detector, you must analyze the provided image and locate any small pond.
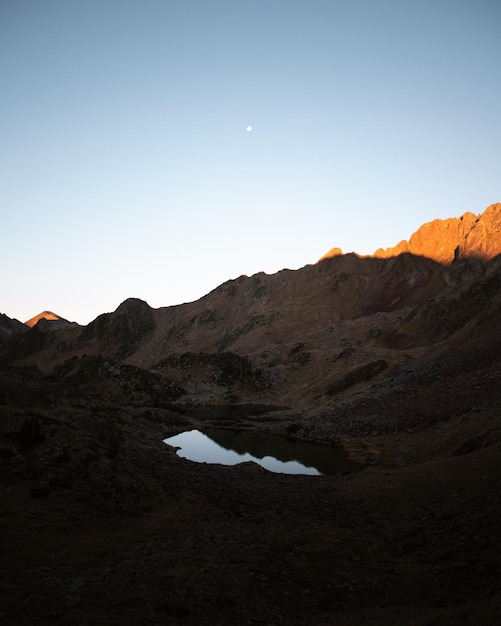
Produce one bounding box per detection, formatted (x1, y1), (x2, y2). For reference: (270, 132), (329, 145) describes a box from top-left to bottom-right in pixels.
(164, 428), (360, 476)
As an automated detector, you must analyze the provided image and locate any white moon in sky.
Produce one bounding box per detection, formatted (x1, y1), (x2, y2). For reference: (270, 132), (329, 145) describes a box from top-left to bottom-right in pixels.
(246, 125), (253, 132)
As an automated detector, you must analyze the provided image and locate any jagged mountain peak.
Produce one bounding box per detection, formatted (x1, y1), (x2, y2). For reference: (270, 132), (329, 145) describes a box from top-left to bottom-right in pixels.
(320, 203), (501, 265)
(24, 311), (78, 330)
(373, 203), (501, 264)
(25, 311), (61, 327)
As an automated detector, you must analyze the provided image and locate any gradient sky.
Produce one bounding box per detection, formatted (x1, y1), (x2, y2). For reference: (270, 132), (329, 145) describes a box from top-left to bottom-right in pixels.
(2, 0), (500, 325)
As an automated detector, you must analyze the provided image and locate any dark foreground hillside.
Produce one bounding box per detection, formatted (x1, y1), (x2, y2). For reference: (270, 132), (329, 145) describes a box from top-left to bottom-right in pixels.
(1, 310), (501, 625)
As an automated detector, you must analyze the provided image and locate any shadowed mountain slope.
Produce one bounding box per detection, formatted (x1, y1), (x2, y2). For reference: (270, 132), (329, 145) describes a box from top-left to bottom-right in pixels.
(0, 313), (27, 345)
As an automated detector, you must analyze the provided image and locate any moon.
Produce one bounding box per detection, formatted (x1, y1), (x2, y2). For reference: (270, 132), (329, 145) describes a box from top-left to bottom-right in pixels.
(246, 125), (253, 132)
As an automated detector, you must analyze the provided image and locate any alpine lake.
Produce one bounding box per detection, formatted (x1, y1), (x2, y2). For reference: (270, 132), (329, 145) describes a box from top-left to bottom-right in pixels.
(163, 406), (361, 476)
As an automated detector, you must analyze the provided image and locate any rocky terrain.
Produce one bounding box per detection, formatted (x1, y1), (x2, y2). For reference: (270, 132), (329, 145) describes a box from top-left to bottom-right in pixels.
(1, 203), (501, 625)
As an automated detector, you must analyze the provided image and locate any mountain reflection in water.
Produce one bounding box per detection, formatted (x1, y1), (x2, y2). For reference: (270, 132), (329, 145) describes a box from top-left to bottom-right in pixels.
(164, 428), (360, 476)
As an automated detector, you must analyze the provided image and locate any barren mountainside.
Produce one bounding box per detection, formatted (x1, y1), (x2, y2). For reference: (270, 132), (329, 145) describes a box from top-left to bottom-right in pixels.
(0, 313), (27, 345)
(2, 203), (501, 626)
(2, 203), (500, 412)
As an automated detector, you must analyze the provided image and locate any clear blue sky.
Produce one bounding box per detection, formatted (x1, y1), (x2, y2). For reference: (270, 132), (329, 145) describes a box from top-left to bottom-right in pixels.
(2, 0), (500, 325)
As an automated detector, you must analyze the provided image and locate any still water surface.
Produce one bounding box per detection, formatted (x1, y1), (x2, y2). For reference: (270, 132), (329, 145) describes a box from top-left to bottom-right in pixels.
(164, 428), (360, 476)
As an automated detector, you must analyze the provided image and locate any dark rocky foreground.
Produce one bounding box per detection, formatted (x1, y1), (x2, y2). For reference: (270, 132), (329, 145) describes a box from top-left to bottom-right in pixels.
(1, 356), (501, 626)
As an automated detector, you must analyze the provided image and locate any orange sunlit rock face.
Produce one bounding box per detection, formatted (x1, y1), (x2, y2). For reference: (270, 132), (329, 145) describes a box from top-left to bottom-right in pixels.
(318, 247), (344, 262)
(372, 203), (501, 264)
(319, 203), (501, 265)
(24, 311), (61, 328)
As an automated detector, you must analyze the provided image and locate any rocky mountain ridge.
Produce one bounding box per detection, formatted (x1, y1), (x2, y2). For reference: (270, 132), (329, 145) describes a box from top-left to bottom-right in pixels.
(1, 203), (500, 413)
(321, 202), (501, 264)
(0, 311), (79, 347)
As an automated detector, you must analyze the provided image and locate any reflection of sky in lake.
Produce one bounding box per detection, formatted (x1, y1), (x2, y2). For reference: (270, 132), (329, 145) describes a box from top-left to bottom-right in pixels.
(164, 430), (320, 476)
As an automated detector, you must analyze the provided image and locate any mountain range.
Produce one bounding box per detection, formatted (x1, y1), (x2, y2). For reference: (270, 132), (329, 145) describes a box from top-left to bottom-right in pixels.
(2, 203), (500, 415)
(2, 202), (501, 625)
